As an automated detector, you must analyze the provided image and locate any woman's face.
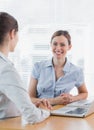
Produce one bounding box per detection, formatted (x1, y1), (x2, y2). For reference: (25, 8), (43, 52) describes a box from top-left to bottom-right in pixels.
(50, 35), (71, 59)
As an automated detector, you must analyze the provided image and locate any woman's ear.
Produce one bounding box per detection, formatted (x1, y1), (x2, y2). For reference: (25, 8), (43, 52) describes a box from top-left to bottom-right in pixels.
(68, 44), (72, 50)
(10, 29), (15, 39)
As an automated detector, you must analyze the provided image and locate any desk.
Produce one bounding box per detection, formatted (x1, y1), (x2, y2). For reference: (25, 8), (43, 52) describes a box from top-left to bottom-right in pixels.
(0, 105), (94, 130)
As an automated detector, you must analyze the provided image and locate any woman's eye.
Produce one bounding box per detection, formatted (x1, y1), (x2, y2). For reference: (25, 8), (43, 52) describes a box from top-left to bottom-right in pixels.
(53, 42), (57, 46)
(61, 44), (65, 46)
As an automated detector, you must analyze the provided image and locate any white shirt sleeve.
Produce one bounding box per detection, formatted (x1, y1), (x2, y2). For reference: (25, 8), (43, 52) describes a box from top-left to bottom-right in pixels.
(0, 64), (50, 125)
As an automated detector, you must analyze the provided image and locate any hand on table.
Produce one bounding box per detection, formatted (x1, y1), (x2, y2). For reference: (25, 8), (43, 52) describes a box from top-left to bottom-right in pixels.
(35, 98), (52, 111)
(60, 93), (74, 105)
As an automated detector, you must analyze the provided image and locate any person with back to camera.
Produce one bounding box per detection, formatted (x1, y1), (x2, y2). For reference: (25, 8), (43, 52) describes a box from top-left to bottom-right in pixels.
(28, 30), (88, 105)
(0, 12), (52, 125)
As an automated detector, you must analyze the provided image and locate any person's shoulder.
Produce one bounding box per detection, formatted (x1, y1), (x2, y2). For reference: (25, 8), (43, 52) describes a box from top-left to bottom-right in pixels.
(0, 57), (8, 71)
(34, 59), (49, 68)
(0, 56), (14, 73)
(69, 61), (83, 72)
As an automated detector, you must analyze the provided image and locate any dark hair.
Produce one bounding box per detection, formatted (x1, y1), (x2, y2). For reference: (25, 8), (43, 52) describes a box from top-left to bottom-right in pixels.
(50, 30), (71, 45)
(0, 12), (18, 44)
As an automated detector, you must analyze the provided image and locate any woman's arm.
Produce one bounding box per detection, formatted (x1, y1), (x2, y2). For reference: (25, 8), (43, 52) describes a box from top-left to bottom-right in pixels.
(28, 76), (52, 109)
(70, 83), (88, 102)
(60, 83), (88, 105)
(1, 65), (51, 125)
(28, 76), (42, 104)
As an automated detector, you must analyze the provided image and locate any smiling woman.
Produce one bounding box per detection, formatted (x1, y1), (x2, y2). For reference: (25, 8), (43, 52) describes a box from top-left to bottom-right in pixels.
(28, 30), (88, 106)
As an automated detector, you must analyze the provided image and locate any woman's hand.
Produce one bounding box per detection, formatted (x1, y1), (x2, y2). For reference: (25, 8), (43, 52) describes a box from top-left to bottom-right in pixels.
(60, 93), (74, 105)
(35, 98), (52, 111)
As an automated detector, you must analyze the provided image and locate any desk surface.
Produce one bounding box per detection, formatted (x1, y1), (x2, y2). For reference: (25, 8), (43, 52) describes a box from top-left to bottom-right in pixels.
(0, 105), (94, 130)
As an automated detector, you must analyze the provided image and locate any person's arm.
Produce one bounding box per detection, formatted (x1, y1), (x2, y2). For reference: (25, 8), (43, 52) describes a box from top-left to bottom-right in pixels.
(60, 83), (88, 104)
(61, 68), (88, 104)
(1, 65), (51, 125)
(28, 76), (43, 104)
(68, 68), (88, 103)
(69, 83), (88, 102)
(46, 96), (70, 105)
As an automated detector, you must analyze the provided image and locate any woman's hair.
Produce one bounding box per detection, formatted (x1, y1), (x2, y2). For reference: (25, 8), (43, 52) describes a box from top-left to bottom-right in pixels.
(0, 12), (18, 44)
(50, 30), (71, 45)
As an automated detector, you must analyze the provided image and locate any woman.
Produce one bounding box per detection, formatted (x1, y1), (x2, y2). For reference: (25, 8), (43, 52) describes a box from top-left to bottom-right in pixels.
(28, 30), (88, 105)
(0, 12), (51, 125)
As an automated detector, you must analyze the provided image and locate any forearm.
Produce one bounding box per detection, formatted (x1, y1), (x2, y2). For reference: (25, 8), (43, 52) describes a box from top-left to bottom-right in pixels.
(47, 97), (65, 105)
(71, 92), (88, 102)
(47, 98), (56, 105)
(30, 96), (42, 104)
(29, 96), (52, 108)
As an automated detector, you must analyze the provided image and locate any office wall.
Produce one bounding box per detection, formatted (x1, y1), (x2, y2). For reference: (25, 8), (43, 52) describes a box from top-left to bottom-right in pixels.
(56, 0), (94, 73)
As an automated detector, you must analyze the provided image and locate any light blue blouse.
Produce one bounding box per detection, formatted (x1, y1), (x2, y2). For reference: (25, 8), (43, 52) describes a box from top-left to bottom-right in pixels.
(31, 58), (84, 98)
(0, 52), (50, 125)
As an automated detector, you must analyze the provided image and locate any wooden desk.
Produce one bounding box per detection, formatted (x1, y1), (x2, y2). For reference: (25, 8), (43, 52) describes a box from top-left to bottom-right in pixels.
(0, 105), (94, 130)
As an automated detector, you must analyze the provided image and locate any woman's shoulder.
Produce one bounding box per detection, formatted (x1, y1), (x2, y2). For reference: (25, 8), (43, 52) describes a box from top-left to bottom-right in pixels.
(34, 59), (51, 68)
(69, 61), (83, 72)
(0, 59), (16, 81)
(0, 57), (9, 71)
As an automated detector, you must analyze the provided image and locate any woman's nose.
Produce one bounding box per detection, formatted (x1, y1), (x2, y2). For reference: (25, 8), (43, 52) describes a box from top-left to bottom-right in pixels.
(56, 45), (61, 50)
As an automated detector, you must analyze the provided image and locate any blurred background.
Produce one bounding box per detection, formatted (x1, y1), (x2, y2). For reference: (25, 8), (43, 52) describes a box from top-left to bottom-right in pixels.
(0, 0), (94, 97)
